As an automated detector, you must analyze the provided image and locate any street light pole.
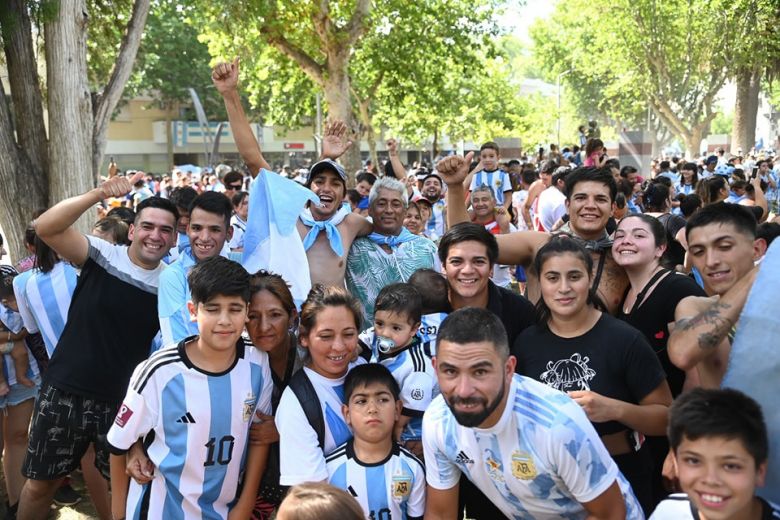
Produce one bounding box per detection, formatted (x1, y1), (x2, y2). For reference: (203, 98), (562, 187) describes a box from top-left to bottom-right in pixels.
(557, 69), (572, 149)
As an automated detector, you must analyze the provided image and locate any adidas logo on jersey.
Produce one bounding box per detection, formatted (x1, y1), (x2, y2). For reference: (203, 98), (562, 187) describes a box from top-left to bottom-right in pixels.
(176, 412), (196, 424)
(454, 451), (474, 464)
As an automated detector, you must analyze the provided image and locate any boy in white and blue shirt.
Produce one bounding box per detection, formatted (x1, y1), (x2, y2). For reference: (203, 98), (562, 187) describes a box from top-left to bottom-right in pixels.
(327, 363), (425, 520)
(108, 256), (272, 520)
(468, 142), (513, 209)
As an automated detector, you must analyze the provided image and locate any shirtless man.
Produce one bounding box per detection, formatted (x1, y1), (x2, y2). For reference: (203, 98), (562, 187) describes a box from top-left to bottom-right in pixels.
(668, 203), (765, 388)
(438, 153), (629, 314)
(211, 58), (370, 287)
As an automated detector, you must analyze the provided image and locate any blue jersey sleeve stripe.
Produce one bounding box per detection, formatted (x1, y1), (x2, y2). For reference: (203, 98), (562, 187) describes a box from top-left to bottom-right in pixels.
(160, 374), (187, 519)
(198, 375), (233, 516)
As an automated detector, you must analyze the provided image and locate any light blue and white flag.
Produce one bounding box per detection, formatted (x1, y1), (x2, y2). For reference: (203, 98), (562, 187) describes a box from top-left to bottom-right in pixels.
(243, 169), (319, 307)
(722, 239), (780, 504)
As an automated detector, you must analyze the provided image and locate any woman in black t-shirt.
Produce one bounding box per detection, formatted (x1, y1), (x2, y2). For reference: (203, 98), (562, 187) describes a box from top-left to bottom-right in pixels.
(613, 214), (707, 506)
(514, 238), (672, 515)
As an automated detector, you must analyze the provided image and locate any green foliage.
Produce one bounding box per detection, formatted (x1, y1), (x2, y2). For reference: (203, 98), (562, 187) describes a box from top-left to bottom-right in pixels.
(711, 111), (734, 136)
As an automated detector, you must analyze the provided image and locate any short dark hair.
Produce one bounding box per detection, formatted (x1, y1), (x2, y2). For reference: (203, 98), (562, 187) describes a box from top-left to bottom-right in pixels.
(619, 166), (638, 179)
(135, 196), (179, 225)
(408, 268), (451, 314)
(355, 172), (377, 186)
(375, 283), (422, 325)
(107, 206), (136, 227)
(669, 388), (768, 466)
(438, 222), (498, 266)
(231, 191), (249, 208)
(757, 222), (780, 247)
(188, 256), (250, 305)
(346, 189), (362, 207)
(0, 270), (16, 299)
(480, 141), (500, 154)
(169, 187), (198, 212)
(564, 167), (617, 202)
(686, 202), (757, 241)
(223, 170), (244, 187)
(679, 194), (702, 218)
(438, 307), (508, 359)
(604, 158), (620, 171)
(506, 159), (520, 167)
(344, 363), (401, 403)
(189, 191), (232, 228)
(521, 170), (537, 185)
(659, 160), (670, 170)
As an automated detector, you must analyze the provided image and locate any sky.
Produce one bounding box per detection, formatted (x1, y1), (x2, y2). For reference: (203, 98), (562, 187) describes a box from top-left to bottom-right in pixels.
(498, 0), (557, 44)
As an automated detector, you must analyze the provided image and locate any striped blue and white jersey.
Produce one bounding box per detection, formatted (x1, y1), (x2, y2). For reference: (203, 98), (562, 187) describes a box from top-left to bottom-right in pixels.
(470, 169), (513, 206)
(13, 262), (77, 356)
(359, 329), (438, 441)
(277, 364), (365, 485)
(423, 374), (644, 519)
(425, 198), (447, 242)
(0, 299), (40, 386)
(327, 440), (425, 520)
(107, 338), (273, 520)
(418, 312), (447, 355)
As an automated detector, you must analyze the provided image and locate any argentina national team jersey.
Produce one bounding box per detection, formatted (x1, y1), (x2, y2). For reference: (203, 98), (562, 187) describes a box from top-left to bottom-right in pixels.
(418, 312), (447, 356)
(359, 329), (438, 441)
(327, 439), (425, 520)
(423, 374), (645, 519)
(107, 338), (273, 520)
(470, 169), (513, 206)
(277, 363), (365, 485)
(14, 263), (78, 356)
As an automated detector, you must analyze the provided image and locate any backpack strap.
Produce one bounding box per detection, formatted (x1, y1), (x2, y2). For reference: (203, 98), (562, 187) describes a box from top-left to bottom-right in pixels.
(288, 369), (325, 450)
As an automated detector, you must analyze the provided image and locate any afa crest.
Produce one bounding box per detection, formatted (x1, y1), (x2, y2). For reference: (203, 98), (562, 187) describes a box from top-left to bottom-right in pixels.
(243, 392), (256, 423)
(511, 451), (537, 480)
(410, 388), (424, 400)
(392, 475), (412, 499)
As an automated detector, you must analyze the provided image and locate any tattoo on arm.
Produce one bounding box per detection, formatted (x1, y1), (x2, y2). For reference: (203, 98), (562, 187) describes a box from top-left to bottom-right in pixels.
(675, 302), (734, 351)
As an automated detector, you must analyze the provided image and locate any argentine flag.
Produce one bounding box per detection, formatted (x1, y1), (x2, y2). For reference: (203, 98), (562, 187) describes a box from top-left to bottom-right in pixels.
(243, 169), (319, 308)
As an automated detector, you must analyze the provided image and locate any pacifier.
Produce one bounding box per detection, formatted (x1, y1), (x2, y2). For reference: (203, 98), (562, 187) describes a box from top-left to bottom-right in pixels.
(376, 336), (396, 354)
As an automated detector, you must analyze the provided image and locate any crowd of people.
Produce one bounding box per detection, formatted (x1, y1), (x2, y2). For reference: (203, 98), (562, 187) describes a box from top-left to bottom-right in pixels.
(0, 56), (778, 520)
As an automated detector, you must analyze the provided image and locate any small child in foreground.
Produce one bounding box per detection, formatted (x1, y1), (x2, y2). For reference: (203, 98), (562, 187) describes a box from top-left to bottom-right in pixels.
(358, 284), (437, 456)
(0, 272), (34, 394)
(326, 363), (425, 520)
(650, 387), (780, 520)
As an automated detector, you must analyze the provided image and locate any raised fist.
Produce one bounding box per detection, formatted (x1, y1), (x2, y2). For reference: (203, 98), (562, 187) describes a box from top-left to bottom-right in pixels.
(97, 171), (143, 200)
(436, 151), (474, 186)
(212, 57), (240, 95)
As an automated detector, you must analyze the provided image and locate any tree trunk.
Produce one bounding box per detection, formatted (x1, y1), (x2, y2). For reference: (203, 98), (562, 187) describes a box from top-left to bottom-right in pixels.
(166, 109), (175, 170)
(683, 125), (705, 159)
(357, 98), (378, 174)
(431, 126), (439, 165)
(44, 0), (94, 232)
(731, 67), (762, 154)
(323, 58), (360, 184)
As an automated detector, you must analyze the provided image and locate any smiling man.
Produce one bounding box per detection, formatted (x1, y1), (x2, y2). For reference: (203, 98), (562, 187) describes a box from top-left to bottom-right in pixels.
(423, 307), (642, 520)
(158, 191), (241, 346)
(346, 177), (438, 323)
(439, 156), (630, 315)
(668, 203), (766, 388)
(19, 173), (178, 519)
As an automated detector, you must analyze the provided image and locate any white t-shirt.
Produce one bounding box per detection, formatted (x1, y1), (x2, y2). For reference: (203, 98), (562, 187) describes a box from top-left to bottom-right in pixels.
(537, 186), (567, 232)
(276, 364), (364, 485)
(423, 374), (644, 519)
(106, 340), (273, 520)
(327, 440), (426, 520)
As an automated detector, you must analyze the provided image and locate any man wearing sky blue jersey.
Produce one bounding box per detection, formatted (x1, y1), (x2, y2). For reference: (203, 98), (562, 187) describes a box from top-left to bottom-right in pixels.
(326, 364), (425, 520)
(423, 307), (644, 519)
(108, 256), (273, 520)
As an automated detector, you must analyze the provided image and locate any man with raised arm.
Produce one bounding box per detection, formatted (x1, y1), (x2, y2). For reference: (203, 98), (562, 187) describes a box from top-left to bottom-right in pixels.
(18, 173), (178, 520)
(438, 154), (629, 314)
(212, 58), (371, 287)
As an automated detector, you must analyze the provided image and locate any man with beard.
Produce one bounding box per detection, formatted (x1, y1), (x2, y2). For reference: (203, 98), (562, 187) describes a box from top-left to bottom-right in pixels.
(212, 59), (371, 287)
(421, 173), (447, 241)
(439, 153), (629, 314)
(423, 307), (643, 519)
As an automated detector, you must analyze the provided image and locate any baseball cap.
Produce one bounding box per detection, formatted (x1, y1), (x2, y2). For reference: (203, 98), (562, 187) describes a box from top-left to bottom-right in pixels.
(705, 155), (718, 166)
(306, 159), (347, 188)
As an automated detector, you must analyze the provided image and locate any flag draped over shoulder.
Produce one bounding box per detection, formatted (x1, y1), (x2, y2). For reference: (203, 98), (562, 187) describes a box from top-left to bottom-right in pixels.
(722, 239), (780, 504)
(242, 169), (319, 307)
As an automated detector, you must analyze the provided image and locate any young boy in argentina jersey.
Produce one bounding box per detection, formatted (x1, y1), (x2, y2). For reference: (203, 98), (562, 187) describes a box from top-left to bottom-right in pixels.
(107, 257), (273, 520)
(358, 283), (437, 458)
(408, 268), (451, 357)
(423, 308), (644, 520)
(327, 364), (425, 520)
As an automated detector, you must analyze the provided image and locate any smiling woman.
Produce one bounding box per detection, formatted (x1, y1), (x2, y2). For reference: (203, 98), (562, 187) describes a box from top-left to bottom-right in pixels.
(275, 285), (365, 487)
(514, 237), (673, 515)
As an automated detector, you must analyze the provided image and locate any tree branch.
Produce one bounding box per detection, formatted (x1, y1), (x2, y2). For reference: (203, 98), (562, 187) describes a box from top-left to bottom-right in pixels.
(261, 27), (325, 85)
(91, 0), (151, 182)
(344, 0), (371, 47)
